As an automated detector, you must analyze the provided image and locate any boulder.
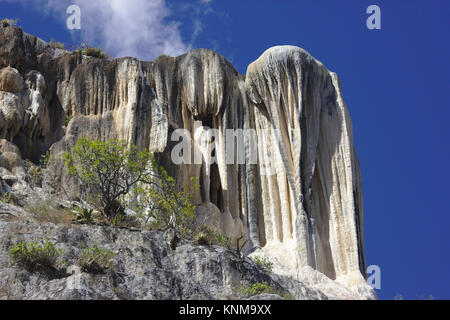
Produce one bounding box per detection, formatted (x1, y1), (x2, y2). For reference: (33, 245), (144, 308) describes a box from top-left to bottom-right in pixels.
(0, 66), (24, 93)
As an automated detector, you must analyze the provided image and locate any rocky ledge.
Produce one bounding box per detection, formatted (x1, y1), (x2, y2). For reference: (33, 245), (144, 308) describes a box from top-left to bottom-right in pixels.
(0, 212), (375, 300)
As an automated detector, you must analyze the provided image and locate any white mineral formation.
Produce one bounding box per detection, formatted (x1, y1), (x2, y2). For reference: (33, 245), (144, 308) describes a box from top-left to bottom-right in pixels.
(54, 46), (371, 296)
(245, 46), (367, 290)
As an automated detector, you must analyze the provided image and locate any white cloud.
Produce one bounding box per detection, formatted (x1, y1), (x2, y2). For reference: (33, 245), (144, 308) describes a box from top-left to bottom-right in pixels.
(169, 0), (213, 45)
(0, 0), (205, 60)
(74, 0), (191, 59)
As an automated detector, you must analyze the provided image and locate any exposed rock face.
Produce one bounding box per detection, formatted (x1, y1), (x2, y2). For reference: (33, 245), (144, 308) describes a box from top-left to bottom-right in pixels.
(0, 66), (24, 93)
(0, 216), (374, 300)
(0, 25), (374, 299)
(245, 46), (366, 288)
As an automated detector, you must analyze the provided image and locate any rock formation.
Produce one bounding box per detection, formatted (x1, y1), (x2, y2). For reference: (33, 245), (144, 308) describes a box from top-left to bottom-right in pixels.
(245, 46), (366, 288)
(0, 216), (371, 300)
(0, 25), (374, 299)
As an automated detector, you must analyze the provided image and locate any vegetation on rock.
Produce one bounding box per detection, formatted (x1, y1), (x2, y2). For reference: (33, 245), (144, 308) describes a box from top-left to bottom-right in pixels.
(194, 227), (232, 247)
(82, 47), (109, 59)
(1, 192), (13, 204)
(155, 54), (172, 62)
(72, 206), (95, 224)
(252, 256), (273, 273)
(64, 138), (198, 238)
(49, 39), (65, 50)
(1, 18), (18, 28)
(239, 281), (293, 299)
(8, 239), (65, 273)
(79, 244), (115, 273)
(64, 114), (72, 127)
(240, 282), (277, 297)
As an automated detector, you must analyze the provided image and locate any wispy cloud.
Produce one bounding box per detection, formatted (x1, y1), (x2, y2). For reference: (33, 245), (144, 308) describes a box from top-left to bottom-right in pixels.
(0, 0), (213, 60)
(168, 0), (214, 45)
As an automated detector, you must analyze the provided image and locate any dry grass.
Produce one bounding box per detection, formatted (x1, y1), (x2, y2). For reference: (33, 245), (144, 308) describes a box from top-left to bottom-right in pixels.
(26, 202), (75, 226)
(49, 39), (65, 50)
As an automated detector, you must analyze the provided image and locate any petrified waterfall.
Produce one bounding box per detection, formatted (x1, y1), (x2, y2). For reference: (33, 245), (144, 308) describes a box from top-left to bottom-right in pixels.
(0, 26), (368, 293)
(246, 47), (366, 287)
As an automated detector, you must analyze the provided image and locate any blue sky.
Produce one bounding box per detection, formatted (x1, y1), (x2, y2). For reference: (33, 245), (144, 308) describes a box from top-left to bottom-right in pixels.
(1, 0), (449, 300)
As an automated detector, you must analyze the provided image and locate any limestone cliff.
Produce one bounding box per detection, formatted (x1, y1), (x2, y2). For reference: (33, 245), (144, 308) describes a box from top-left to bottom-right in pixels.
(0, 25), (374, 299)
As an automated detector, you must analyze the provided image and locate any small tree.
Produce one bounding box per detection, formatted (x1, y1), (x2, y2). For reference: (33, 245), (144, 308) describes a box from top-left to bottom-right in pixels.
(133, 169), (199, 238)
(27, 151), (50, 188)
(64, 138), (197, 237)
(79, 245), (115, 273)
(83, 47), (109, 59)
(252, 256), (273, 273)
(1, 19), (9, 28)
(50, 39), (65, 50)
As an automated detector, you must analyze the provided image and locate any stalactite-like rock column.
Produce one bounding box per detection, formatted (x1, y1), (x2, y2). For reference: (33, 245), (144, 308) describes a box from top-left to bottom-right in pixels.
(245, 46), (366, 287)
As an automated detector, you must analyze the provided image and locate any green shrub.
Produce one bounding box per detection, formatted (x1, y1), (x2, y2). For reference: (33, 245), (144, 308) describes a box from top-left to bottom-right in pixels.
(79, 245), (115, 273)
(27, 151), (50, 188)
(155, 54), (172, 62)
(1, 18), (18, 28)
(252, 256), (273, 273)
(240, 281), (293, 299)
(110, 213), (140, 228)
(240, 282), (278, 297)
(1, 192), (12, 204)
(83, 47), (108, 59)
(64, 138), (198, 238)
(1, 192), (21, 205)
(142, 175), (199, 238)
(194, 231), (210, 245)
(214, 233), (232, 247)
(194, 228), (231, 247)
(1, 19), (9, 28)
(9, 239), (65, 272)
(73, 47), (108, 59)
(73, 206), (95, 224)
(64, 139), (147, 219)
(65, 114), (73, 126)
